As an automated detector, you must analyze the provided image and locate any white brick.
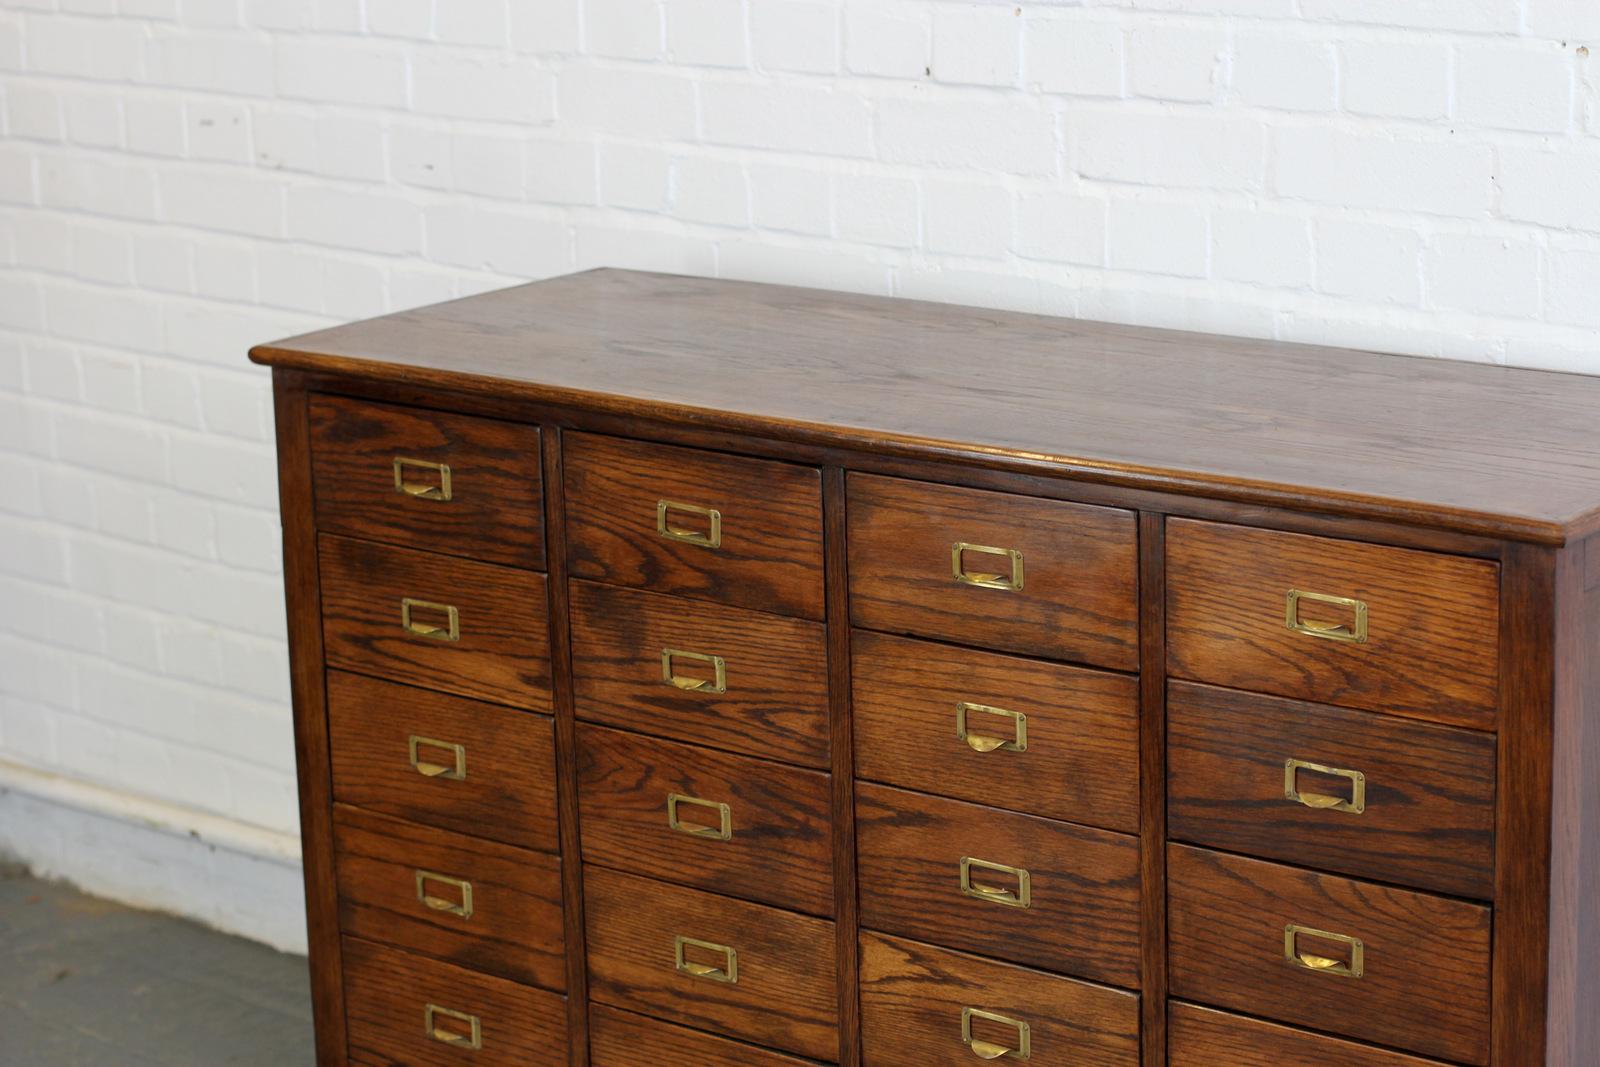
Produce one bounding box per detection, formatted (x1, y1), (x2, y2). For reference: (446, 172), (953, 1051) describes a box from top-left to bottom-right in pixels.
(15, 214), (74, 274)
(932, 4), (1020, 87)
(575, 224), (717, 275)
(169, 436), (276, 504)
(924, 177), (1009, 257)
(453, 130), (525, 200)
(751, 163), (831, 235)
(1526, 0), (1600, 39)
(162, 170), (282, 237)
(27, 15), (146, 80)
(414, 55), (556, 124)
(586, 0), (664, 60)
(45, 283), (163, 351)
(1340, 41), (1450, 120)
(366, 0), (432, 37)
(0, 278), (44, 332)
(54, 408), (167, 481)
(1425, 233), (1541, 318)
(1025, 16), (1123, 98)
(322, 258), (388, 320)
(1546, 246), (1600, 328)
(194, 241), (256, 302)
(560, 67), (697, 140)
(878, 96), (1055, 175)
(844, 0), (928, 79)
(436, 0), (508, 46)
(1457, 44), (1574, 133)
(1274, 129), (1494, 216)
(666, 0), (748, 68)
(185, 0), (242, 27)
(423, 203), (572, 278)
(25, 342), (82, 401)
(251, 110), (316, 173)
(7, 84), (63, 142)
(144, 30), (273, 95)
(1072, 109), (1264, 191)
(63, 89), (122, 147)
(1232, 33), (1336, 111)
(1013, 190), (1105, 266)
(1499, 146), (1600, 232)
(674, 156), (749, 226)
(125, 96), (185, 156)
(215, 505), (280, 573)
(511, 0), (582, 54)
(1212, 208), (1311, 287)
(1108, 198), (1208, 277)
(286, 187), (419, 256)
(186, 100), (249, 163)
(134, 231), (192, 293)
(753, 0), (839, 74)
(275, 42), (408, 108)
(834, 173), (918, 247)
(80, 350), (141, 411)
(315, 116), (385, 182)
(1299, 0), (1520, 33)
(703, 82), (873, 157)
(72, 225), (134, 286)
(600, 142), (672, 210)
(0, 18), (21, 70)
(388, 126), (452, 189)
(526, 139), (597, 205)
(41, 156), (157, 220)
(1128, 24), (1225, 103)
(0, 144), (36, 203)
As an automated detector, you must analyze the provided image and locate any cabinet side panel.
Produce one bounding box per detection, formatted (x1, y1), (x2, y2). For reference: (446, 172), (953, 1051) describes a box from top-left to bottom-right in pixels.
(824, 467), (862, 1066)
(1139, 513), (1166, 1067)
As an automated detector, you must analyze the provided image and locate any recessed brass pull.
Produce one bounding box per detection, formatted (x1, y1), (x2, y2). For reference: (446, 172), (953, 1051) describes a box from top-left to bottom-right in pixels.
(952, 542), (1025, 591)
(415, 870), (474, 919)
(667, 793), (732, 840)
(962, 1007), (1031, 1060)
(674, 935), (738, 983)
(657, 500), (722, 548)
(956, 702), (1028, 754)
(401, 597), (460, 642)
(960, 856), (1031, 909)
(661, 648), (727, 693)
(393, 457), (452, 501)
(424, 1003), (482, 1049)
(1284, 924), (1365, 979)
(1285, 589), (1368, 643)
(1285, 758), (1366, 814)
(408, 735), (467, 780)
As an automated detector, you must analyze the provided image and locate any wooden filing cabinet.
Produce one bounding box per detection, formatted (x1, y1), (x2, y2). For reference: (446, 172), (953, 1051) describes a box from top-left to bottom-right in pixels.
(254, 268), (1600, 1066)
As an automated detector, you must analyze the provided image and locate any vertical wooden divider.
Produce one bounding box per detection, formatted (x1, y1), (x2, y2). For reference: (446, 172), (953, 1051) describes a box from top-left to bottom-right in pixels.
(824, 467), (863, 1066)
(1138, 512), (1169, 1067)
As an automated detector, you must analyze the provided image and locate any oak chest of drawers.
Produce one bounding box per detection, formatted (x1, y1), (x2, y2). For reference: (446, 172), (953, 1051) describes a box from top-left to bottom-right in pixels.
(252, 269), (1600, 1066)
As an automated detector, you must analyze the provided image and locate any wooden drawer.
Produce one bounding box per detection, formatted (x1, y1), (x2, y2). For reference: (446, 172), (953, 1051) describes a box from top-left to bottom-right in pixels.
(1168, 844), (1491, 1065)
(577, 724), (833, 915)
(570, 580), (830, 767)
(590, 1005), (825, 1066)
(565, 432), (825, 619)
(1169, 1003), (1452, 1067)
(327, 671), (558, 854)
(846, 474), (1139, 670)
(342, 936), (566, 1067)
(584, 866), (838, 1060)
(855, 782), (1140, 987)
(1167, 519), (1500, 730)
(852, 630), (1139, 833)
(1168, 681), (1496, 899)
(859, 931), (1140, 1067)
(309, 394), (544, 570)
(318, 533), (550, 710)
(332, 806), (565, 991)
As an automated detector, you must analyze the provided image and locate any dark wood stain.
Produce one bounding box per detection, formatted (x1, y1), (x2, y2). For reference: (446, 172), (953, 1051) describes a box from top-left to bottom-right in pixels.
(1135, 511), (1168, 1067)
(589, 1005), (824, 1066)
(1168, 1002), (1451, 1067)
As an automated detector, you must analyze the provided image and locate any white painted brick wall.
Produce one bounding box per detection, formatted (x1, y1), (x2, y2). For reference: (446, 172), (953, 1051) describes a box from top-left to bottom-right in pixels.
(1, 0), (1598, 947)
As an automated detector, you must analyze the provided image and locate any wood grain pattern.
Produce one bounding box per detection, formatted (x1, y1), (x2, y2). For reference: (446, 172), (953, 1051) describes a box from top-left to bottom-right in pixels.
(342, 936), (567, 1067)
(851, 630), (1139, 833)
(583, 866), (839, 1060)
(569, 580), (830, 767)
(1167, 843), (1491, 1065)
(1135, 511), (1168, 1067)
(326, 671), (558, 854)
(589, 1006), (824, 1066)
(847, 473), (1139, 670)
(332, 805), (565, 991)
(1167, 518), (1500, 730)
(857, 931), (1140, 1067)
(318, 533), (551, 709)
(576, 723), (834, 915)
(309, 393), (545, 569)
(1167, 681), (1497, 899)
(564, 432), (825, 619)
(1168, 1003), (1450, 1067)
(854, 782), (1140, 988)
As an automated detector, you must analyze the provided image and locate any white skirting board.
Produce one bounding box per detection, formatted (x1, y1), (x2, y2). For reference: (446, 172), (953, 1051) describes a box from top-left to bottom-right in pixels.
(0, 760), (308, 955)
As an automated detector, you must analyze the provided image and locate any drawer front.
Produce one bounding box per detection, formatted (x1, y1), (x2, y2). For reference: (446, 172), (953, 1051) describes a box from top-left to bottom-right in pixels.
(1168, 681), (1496, 899)
(570, 580), (830, 767)
(577, 724), (834, 915)
(342, 936), (566, 1067)
(1168, 844), (1491, 1065)
(1167, 519), (1500, 730)
(309, 394), (544, 569)
(584, 866), (838, 1060)
(855, 782), (1140, 987)
(847, 474), (1139, 670)
(590, 1005), (823, 1066)
(319, 533), (551, 710)
(859, 931), (1140, 1067)
(1169, 1003), (1452, 1067)
(333, 806), (565, 991)
(327, 671), (558, 854)
(852, 630), (1139, 833)
(565, 432), (825, 619)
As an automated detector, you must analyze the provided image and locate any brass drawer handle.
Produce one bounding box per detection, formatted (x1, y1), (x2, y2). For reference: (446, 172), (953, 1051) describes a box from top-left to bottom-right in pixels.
(960, 856), (1031, 909)
(394, 457), (452, 501)
(661, 648), (727, 693)
(1285, 589), (1368, 643)
(415, 870), (474, 919)
(1284, 923), (1365, 979)
(409, 735), (467, 780)
(401, 597), (460, 642)
(424, 1003), (482, 1049)
(667, 793), (732, 840)
(962, 1007), (1031, 1060)
(1285, 758), (1366, 814)
(657, 499), (722, 548)
(952, 542), (1025, 592)
(956, 702), (1028, 754)
(674, 935), (738, 983)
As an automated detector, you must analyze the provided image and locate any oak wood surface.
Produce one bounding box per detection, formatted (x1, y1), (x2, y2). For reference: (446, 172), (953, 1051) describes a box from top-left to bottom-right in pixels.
(569, 579), (830, 767)
(1167, 843), (1492, 1065)
(589, 1006), (824, 1066)
(1167, 681), (1497, 899)
(575, 723), (834, 915)
(318, 533), (551, 709)
(309, 393), (545, 569)
(854, 782), (1140, 988)
(326, 670), (558, 854)
(1167, 1003), (1450, 1067)
(1167, 518), (1500, 729)
(332, 805), (565, 991)
(1135, 511), (1168, 1067)
(851, 630), (1139, 833)
(582, 866), (839, 1060)
(857, 931), (1140, 1067)
(564, 431), (825, 619)
(847, 473), (1139, 670)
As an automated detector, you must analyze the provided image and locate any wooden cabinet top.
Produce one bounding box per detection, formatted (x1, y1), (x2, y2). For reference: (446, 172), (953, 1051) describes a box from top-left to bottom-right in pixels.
(250, 268), (1600, 544)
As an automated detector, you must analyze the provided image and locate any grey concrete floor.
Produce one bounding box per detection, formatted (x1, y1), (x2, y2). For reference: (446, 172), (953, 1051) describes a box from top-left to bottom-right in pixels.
(0, 866), (315, 1066)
